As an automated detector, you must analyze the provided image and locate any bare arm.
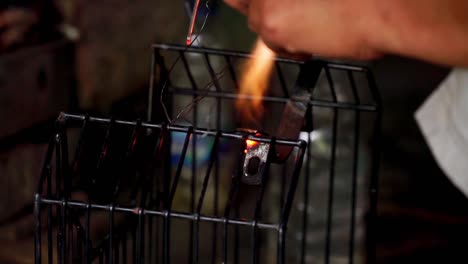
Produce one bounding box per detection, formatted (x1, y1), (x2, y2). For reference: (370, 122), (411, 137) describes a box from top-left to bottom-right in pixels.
(224, 0), (468, 66)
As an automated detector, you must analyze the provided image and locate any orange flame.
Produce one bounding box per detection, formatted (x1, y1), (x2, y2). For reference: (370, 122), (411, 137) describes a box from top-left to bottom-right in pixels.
(236, 39), (275, 122)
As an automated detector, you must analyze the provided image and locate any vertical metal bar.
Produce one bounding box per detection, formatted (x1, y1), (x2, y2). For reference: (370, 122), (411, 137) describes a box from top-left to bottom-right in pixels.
(60, 125), (71, 199)
(109, 205), (115, 264)
(157, 126), (169, 264)
(132, 225), (137, 263)
(136, 208), (145, 264)
(36, 136), (56, 195)
(300, 128), (313, 264)
(169, 128), (193, 202)
(324, 68), (338, 264)
(55, 134), (65, 264)
(279, 166), (286, 220)
(69, 220), (73, 264)
(147, 130), (158, 263)
(76, 226), (83, 264)
(222, 138), (248, 264)
(366, 72), (381, 264)
(225, 55), (238, 89)
(233, 206), (240, 264)
(148, 215), (153, 264)
(212, 162), (220, 264)
(37, 136), (59, 264)
(180, 50), (199, 264)
(162, 213), (170, 264)
(278, 144), (307, 264)
(213, 54), (223, 264)
(192, 215), (200, 264)
(155, 218), (160, 264)
(193, 133), (220, 263)
(144, 129), (164, 264)
(163, 128), (193, 264)
(325, 67), (338, 102)
(191, 96), (198, 264)
(348, 71), (361, 264)
(365, 69), (382, 109)
(35, 194), (42, 264)
(96, 118), (114, 171)
(147, 135), (159, 264)
(55, 136), (62, 195)
(46, 165), (53, 264)
(161, 126), (170, 210)
(348, 72), (360, 104)
(148, 49), (157, 122)
(115, 121), (141, 201)
(115, 235), (120, 264)
(180, 51), (199, 91)
(59, 127), (73, 264)
(122, 231), (128, 264)
(251, 224), (259, 264)
(251, 139), (275, 264)
(222, 219), (229, 264)
(212, 152), (220, 264)
(104, 237), (110, 264)
(93, 118), (114, 200)
(34, 140), (54, 262)
(203, 53), (222, 92)
(61, 200), (67, 264)
(85, 203), (91, 264)
(277, 227), (286, 264)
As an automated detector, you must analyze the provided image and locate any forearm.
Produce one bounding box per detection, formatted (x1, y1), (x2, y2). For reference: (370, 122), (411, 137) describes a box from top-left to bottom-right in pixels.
(370, 0), (468, 66)
(225, 0), (468, 66)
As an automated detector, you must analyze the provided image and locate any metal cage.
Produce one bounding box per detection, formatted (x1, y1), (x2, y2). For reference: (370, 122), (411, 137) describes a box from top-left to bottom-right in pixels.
(34, 44), (381, 264)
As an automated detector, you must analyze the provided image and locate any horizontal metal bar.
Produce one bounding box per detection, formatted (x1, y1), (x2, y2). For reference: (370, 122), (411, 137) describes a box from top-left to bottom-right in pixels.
(60, 113), (304, 147)
(152, 43), (370, 72)
(153, 43), (302, 65)
(169, 88), (379, 112)
(40, 198), (279, 230)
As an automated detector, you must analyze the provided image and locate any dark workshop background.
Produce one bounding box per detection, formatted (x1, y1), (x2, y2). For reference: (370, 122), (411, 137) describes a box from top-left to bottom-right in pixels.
(0, 0), (466, 263)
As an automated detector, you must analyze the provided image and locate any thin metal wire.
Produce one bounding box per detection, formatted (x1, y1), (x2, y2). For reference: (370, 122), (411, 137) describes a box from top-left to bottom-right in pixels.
(171, 66), (228, 124)
(160, 0), (212, 124)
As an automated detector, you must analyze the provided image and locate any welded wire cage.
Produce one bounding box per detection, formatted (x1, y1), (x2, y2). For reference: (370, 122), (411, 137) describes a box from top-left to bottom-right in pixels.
(34, 44), (381, 264)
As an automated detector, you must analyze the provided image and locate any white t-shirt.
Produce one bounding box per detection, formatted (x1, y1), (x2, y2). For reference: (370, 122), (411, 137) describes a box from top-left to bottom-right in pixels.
(416, 69), (468, 197)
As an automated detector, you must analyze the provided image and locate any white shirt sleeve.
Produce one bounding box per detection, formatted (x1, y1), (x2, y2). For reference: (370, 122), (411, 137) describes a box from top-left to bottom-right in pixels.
(416, 68), (468, 197)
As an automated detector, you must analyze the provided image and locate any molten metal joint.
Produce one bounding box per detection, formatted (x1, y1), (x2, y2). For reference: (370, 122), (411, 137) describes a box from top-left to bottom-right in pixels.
(242, 132), (270, 185)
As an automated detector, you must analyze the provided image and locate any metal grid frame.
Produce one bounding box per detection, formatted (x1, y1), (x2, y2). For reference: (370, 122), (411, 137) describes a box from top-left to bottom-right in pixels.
(148, 44), (382, 263)
(34, 43), (381, 264)
(34, 113), (306, 264)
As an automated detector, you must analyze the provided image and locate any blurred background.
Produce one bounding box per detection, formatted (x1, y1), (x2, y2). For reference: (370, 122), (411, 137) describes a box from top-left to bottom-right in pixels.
(0, 0), (467, 263)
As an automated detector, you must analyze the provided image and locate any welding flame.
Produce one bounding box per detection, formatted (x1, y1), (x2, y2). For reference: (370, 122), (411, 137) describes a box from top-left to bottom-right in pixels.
(236, 39), (275, 122)
(246, 139), (259, 148)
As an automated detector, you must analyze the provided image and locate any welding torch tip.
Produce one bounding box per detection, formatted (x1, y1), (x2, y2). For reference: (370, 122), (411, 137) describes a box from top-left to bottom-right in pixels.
(186, 0), (201, 46)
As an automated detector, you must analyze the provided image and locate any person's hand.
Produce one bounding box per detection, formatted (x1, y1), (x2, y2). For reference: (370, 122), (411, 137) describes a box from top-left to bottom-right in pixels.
(0, 8), (37, 50)
(224, 0), (468, 66)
